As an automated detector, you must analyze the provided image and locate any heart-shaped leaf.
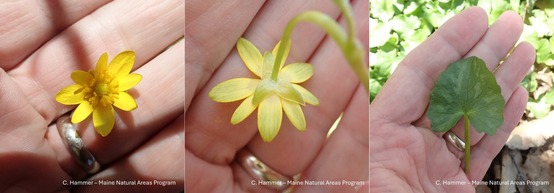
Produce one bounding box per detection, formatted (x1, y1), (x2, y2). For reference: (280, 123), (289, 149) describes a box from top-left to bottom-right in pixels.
(428, 56), (505, 135)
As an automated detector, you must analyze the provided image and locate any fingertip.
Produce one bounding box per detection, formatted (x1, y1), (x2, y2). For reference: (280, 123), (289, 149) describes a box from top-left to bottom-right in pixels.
(462, 6), (489, 27)
(516, 41), (537, 65)
(504, 86), (528, 130)
(497, 10), (524, 35)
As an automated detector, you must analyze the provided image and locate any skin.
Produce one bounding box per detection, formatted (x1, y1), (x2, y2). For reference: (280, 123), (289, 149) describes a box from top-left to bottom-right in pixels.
(370, 7), (535, 193)
(0, 0), (183, 192)
(185, 0), (369, 192)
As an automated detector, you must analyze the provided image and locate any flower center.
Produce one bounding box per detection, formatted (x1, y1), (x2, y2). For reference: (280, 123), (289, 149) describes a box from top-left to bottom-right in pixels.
(82, 71), (119, 108)
(95, 82), (109, 95)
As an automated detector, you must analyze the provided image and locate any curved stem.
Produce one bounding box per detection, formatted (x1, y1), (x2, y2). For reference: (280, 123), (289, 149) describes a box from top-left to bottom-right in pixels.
(464, 115), (470, 174)
(271, 0), (369, 92)
(272, 11), (347, 80)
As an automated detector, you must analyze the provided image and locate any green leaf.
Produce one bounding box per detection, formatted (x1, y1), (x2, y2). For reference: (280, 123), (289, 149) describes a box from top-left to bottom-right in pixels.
(390, 14), (420, 36)
(535, 38), (551, 65)
(545, 90), (554, 105)
(370, 79), (382, 102)
(428, 56), (505, 135)
(550, 36), (554, 54)
(527, 99), (552, 119)
(521, 72), (538, 93)
(370, 18), (392, 48)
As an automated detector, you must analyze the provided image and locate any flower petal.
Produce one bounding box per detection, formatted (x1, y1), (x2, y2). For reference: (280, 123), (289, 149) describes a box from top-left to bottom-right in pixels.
(279, 63), (314, 83)
(71, 101), (93, 123)
(114, 92), (138, 111)
(292, 84), (319, 106)
(261, 51), (275, 78)
(231, 95), (257, 125)
(108, 51), (135, 77)
(282, 99), (306, 131)
(56, 84), (85, 105)
(258, 95), (282, 142)
(117, 73), (142, 91)
(237, 38), (262, 77)
(271, 39), (291, 68)
(95, 53), (108, 75)
(71, 70), (94, 85)
(275, 81), (304, 105)
(209, 78), (260, 102)
(93, 105), (115, 137)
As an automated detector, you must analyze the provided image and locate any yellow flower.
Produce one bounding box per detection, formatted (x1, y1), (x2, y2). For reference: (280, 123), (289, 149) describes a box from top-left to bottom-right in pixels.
(56, 51), (142, 137)
(209, 38), (319, 142)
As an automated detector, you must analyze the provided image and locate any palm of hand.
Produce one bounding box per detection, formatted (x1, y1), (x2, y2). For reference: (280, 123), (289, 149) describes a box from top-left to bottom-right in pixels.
(0, 1), (184, 192)
(186, 0), (369, 192)
(370, 7), (534, 193)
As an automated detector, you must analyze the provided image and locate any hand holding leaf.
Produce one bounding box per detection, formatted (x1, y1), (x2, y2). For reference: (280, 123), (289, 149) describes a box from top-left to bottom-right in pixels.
(428, 56), (505, 173)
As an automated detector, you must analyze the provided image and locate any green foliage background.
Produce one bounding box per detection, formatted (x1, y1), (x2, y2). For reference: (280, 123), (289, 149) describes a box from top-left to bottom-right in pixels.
(370, 0), (554, 120)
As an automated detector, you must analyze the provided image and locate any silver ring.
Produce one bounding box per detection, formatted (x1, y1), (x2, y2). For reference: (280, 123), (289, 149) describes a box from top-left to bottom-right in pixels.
(445, 131), (465, 152)
(56, 115), (101, 174)
(237, 149), (291, 191)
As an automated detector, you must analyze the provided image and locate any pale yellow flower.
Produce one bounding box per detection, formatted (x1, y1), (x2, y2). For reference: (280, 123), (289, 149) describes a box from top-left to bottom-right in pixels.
(209, 38), (319, 142)
(56, 51), (142, 137)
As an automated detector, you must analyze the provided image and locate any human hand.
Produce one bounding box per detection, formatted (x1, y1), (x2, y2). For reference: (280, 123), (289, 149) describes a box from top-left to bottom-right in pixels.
(0, 1), (183, 192)
(185, 0), (368, 192)
(370, 7), (534, 193)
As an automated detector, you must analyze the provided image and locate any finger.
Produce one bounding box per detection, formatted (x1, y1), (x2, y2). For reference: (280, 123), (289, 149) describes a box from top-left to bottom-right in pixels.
(0, 68), (44, 146)
(185, 0), (345, 166)
(185, 0), (266, 111)
(465, 11), (524, 71)
(296, 85), (368, 193)
(0, 0), (110, 70)
(0, 68), (70, 193)
(47, 41), (184, 179)
(185, 151), (235, 193)
(469, 86), (527, 181)
(247, 0), (368, 176)
(9, 0), (184, 123)
(445, 11), (524, 146)
(371, 7), (488, 126)
(75, 115), (184, 193)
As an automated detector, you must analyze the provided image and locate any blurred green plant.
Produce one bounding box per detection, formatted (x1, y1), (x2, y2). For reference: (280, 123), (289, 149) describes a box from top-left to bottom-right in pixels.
(370, 0), (554, 120)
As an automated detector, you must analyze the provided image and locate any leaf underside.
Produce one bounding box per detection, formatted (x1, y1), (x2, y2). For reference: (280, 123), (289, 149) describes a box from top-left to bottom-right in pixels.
(428, 56), (505, 135)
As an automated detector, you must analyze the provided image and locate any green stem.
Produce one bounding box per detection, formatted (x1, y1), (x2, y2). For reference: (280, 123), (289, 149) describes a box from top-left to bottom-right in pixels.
(271, 0), (369, 92)
(464, 115), (470, 174)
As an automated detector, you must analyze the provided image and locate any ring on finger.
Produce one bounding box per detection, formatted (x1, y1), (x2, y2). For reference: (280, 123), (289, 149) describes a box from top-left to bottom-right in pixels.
(56, 114), (101, 174)
(445, 131), (465, 152)
(237, 149), (295, 191)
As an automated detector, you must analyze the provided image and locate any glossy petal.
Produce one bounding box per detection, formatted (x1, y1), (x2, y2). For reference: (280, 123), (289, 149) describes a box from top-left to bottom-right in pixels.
(279, 63), (314, 83)
(93, 105), (115, 137)
(118, 73), (142, 91)
(282, 99), (306, 131)
(209, 78), (260, 102)
(108, 51), (135, 77)
(237, 38), (263, 77)
(292, 84), (319, 106)
(95, 53), (108, 75)
(258, 95), (282, 142)
(231, 95), (257, 125)
(114, 92), (138, 111)
(71, 70), (93, 85)
(71, 101), (93, 123)
(275, 81), (304, 105)
(271, 39), (291, 68)
(56, 84), (85, 105)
